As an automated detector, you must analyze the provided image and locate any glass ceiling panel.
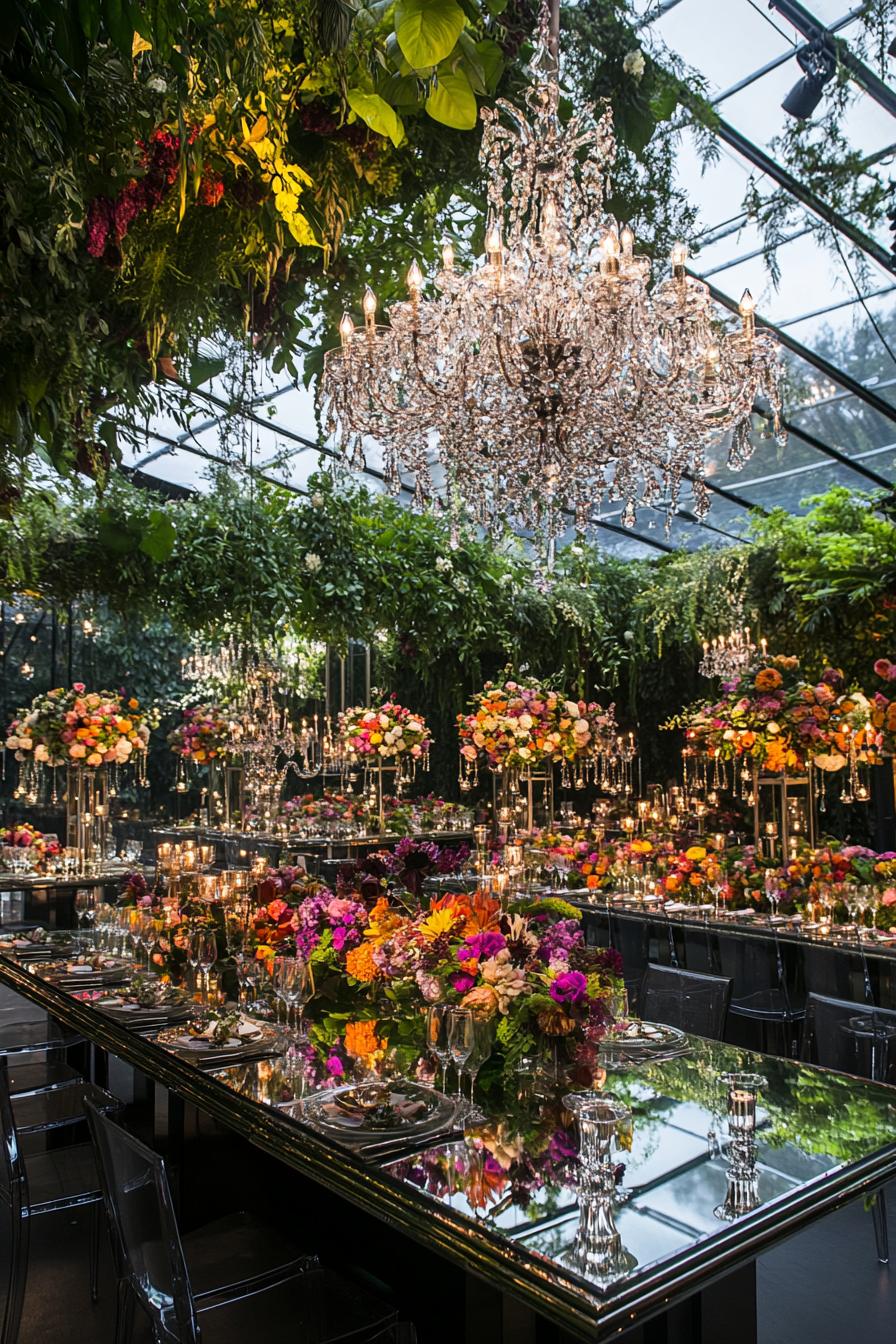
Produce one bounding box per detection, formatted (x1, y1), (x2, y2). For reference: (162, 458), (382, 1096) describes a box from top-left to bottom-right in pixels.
(651, 0), (794, 93)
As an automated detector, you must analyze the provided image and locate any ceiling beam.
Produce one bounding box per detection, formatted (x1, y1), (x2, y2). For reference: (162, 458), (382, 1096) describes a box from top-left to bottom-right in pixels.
(712, 117), (896, 276)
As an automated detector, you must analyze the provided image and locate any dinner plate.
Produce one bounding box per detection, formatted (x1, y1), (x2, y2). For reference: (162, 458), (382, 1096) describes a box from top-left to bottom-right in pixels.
(155, 1020), (278, 1060)
(301, 1081), (456, 1142)
(600, 1020), (687, 1056)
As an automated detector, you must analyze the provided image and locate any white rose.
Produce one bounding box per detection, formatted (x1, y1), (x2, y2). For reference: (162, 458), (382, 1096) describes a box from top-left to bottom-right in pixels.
(573, 718), (590, 735)
(767, 722), (779, 735)
(5, 736), (19, 750)
(518, 747), (531, 760)
(33, 744), (49, 763)
(407, 720), (422, 734)
(379, 713), (389, 727)
(518, 713), (533, 730)
(623, 49), (645, 79)
(565, 700), (579, 719)
(393, 726), (403, 737)
(378, 745), (389, 756)
(363, 713), (376, 725)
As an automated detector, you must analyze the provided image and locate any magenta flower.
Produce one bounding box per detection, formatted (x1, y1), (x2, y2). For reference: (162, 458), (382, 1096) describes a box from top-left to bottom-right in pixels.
(550, 971), (588, 1005)
(458, 931), (506, 963)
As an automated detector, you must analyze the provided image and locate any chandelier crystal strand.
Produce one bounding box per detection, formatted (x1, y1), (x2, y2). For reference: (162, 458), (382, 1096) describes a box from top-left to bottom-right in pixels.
(320, 0), (785, 551)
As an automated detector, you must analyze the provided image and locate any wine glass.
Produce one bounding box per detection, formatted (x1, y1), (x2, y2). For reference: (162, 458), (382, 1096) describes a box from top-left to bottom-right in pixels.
(74, 888), (96, 952)
(466, 1017), (493, 1123)
(196, 930), (218, 1004)
(425, 1004), (451, 1094)
(764, 872), (780, 922)
(447, 1007), (475, 1110)
(274, 956), (313, 1041)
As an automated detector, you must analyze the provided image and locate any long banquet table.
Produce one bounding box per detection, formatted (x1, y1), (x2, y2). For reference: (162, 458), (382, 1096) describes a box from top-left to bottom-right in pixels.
(1, 949), (895, 1343)
(573, 899), (896, 1012)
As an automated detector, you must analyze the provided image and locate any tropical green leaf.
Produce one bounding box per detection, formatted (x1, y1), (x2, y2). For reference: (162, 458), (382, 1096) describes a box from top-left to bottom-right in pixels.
(395, 0), (466, 69)
(425, 67), (477, 130)
(346, 89), (405, 147)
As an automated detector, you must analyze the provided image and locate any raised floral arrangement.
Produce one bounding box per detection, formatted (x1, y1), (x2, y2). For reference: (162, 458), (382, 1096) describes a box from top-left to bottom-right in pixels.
(0, 823), (60, 861)
(5, 684), (153, 769)
(458, 676), (619, 780)
(678, 655), (874, 773)
(338, 696), (431, 762)
(458, 676), (561, 775)
(168, 704), (238, 764)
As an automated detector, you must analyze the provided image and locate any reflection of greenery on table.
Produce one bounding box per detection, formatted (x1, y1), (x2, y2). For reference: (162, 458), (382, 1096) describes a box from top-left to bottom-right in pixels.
(613, 1037), (896, 1167)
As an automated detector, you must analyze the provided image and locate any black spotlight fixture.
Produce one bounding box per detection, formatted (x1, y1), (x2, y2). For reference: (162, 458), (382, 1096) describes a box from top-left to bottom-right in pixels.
(781, 35), (837, 120)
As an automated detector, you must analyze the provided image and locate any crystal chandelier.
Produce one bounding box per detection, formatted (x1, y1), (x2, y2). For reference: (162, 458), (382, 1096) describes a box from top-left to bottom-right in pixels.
(699, 627), (757, 680)
(320, 0), (784, 548)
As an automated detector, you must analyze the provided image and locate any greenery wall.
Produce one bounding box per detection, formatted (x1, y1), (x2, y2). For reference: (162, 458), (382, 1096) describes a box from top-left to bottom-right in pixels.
(2, 471), (894, 799)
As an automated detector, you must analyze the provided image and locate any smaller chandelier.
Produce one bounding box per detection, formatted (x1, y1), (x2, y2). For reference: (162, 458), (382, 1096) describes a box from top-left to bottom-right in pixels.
(699, 627), (757, 681)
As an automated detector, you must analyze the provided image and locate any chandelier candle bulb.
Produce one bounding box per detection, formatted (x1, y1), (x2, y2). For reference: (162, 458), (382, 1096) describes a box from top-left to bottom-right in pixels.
(339, 313), (355, 348)
(739, 288), (756, 340)
(441, 240), (455, 271)
(671, 241), (688, 279)
(620, 224), (634, 258)
(600, 231), (620, 276)
(406, 260), (423, 299)
(362, 285), (377, 334)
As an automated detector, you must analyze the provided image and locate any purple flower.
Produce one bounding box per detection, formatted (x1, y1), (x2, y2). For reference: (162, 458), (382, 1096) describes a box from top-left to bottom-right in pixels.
(458, 931), (506, 963)
(451, 973), (476, 994)
(821, 667), (844, 687)
(537, 919), (584, 965)
(325, 1054), (345, 1078)
(550, 970), (588, 1005)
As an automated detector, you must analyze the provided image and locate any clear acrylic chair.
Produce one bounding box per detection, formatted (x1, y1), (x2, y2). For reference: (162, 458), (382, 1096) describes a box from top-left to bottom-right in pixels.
(638, 963), (732, 1040)
(0, 1058), (104, 1344)
(85, 1102), (415, 1344)
(801, 992), (895, 1264)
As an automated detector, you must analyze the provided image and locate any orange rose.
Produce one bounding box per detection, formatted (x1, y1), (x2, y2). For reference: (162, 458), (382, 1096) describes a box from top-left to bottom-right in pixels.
(755, 668), (783, 691)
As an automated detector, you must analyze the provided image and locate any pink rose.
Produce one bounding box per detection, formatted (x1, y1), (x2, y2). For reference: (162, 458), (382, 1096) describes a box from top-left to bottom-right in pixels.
(69, 743), (87, 759)
(72, 682), (85, 693)
(882, 888), (896, 907)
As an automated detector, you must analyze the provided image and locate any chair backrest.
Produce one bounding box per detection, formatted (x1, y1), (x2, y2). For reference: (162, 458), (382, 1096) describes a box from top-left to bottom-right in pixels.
(0, 1057), (27, 1219)
(85, 1101), (199, 1344)
(606, 910), (648, 988)
(638, 963), (732, 1040)
(800, 992), (896, 1085)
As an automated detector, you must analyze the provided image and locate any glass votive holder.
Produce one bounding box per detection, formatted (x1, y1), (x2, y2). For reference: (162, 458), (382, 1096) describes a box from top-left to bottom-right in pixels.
(563, 1094), (631, 1179)
(720, 1072), (766, 1135)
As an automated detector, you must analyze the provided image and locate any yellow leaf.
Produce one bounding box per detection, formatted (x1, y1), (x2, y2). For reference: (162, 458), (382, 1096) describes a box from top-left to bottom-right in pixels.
(200, 113), (217, 132)
(287, 213), (320, 246)
(247, 114), (269, 143)
(132, 31), (152, 57)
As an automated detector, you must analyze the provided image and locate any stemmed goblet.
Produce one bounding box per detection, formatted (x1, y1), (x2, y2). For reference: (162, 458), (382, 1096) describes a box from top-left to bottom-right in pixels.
(447, 1007), (475, 1115)
(425, 1004), (451, 1094)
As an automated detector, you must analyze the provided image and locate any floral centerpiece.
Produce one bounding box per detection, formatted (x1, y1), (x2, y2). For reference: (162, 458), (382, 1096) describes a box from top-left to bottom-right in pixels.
(655, 844), (724, 901)
(458, 676), (560, 780)
(6, 684), (153, 770)
(677, 655), (873, 774)
(168, 704), (238, 764)
(527, 829), (615, 892)
(458, 675), (622, 790)
(293, 885), (624, 1076)
(0, 823), (60, 864)
(337, 696), (431, 764)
